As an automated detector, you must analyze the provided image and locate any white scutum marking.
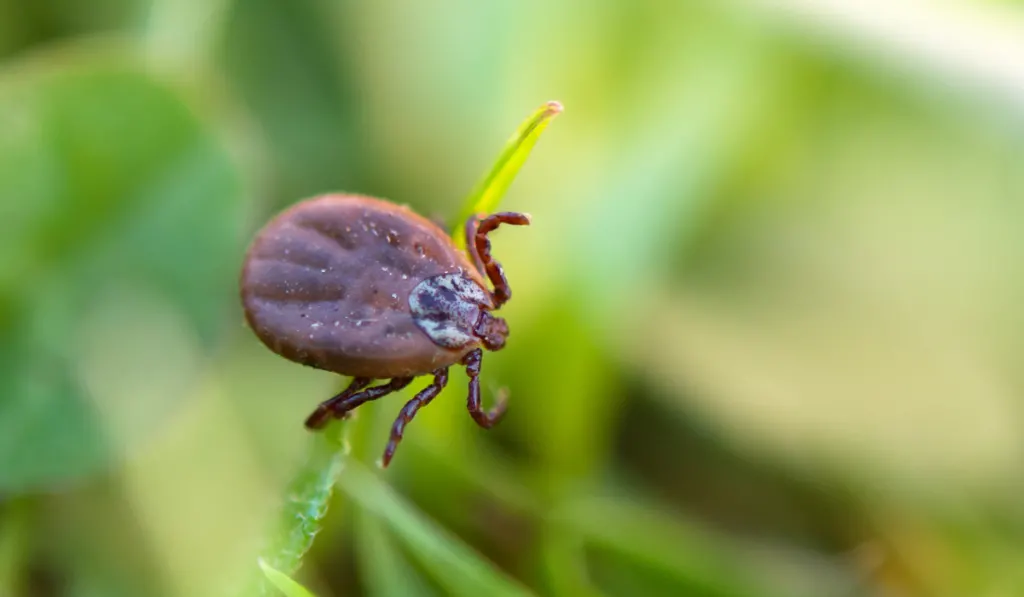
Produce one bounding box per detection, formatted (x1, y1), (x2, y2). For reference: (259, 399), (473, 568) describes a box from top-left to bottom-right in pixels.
(409, 273), (488, 348)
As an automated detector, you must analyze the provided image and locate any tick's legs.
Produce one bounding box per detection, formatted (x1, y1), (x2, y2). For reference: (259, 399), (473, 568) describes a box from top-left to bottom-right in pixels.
(304, 377), (372, 429)
(466, 212), (530, 308)
(464, 216), (486, 275)
(304, 377), (413, 429)
(463, 348), (508, 428)
(381, 368), (449, 467)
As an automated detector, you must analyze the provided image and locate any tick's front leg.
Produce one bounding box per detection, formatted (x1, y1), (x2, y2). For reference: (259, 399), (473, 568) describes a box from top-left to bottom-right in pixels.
(465, 212), (530, 308)
(462, 348), (508, 428)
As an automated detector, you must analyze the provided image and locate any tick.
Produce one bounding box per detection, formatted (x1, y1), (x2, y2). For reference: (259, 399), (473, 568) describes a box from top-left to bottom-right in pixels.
(239, 194), (529, 466)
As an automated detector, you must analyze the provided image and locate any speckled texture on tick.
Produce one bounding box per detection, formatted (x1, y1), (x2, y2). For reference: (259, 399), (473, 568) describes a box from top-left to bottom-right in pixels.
(409, 272), (493, 348)
(240, 194), (492, 378)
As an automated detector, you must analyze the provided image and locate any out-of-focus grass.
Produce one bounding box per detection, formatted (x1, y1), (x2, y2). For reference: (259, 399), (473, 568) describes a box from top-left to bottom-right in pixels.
(3, 0), (1024, 596)
(258, 560), (316, 597)
(339, 459), (534, 597)
(0, 499), (31, 596)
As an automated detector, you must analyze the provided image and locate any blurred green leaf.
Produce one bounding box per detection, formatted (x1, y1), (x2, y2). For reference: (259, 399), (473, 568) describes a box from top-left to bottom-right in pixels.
(452, 100), (562, 248)
(356, 511), (439, 597)
(0, 0), (143, 60)
(563, 30), (781, 318)
(0, 47), (247, 491)
(258, 559), (318, 597)
(564, 495), (793, 597)
(338, 458), (534, 597)
(219, 0), (363, 203)
(496, 296), (619, 490)
(537, 524), (608, 597)
(0, 499), (31, 596)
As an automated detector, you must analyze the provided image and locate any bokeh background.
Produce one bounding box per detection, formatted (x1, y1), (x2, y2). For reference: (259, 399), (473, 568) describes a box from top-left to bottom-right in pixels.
(3, 0), (1024, 595)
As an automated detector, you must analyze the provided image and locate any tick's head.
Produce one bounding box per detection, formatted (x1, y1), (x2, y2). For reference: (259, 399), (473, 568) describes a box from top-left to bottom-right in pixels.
(410, 272), (506, 351)
(474, 311), (508, 351)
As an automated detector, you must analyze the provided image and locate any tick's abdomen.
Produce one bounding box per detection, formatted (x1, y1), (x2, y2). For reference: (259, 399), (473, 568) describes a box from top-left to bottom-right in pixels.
(240, 194), (487, 378)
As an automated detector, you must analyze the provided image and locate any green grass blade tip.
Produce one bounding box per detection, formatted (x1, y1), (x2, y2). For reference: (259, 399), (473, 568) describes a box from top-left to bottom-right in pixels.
(453, 100), (563, 246)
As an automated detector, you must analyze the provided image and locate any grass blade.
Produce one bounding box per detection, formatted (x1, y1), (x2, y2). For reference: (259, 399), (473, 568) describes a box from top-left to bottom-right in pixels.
(258, 559), (319, 597)
(356, 511), (439, 597)
(264, 423), (348, 573)
(337, 458), (535, 597)
(563, 495), (793, 597)
(452, 100), (563, 247)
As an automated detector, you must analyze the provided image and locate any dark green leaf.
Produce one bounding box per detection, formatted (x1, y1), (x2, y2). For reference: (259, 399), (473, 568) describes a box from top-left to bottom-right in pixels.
(0, 47), (247, 491)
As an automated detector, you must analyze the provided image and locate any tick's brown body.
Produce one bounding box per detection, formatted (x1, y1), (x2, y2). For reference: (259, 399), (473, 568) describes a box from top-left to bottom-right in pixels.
(241, 195), (488, 378)
(240, 194), (528, 466)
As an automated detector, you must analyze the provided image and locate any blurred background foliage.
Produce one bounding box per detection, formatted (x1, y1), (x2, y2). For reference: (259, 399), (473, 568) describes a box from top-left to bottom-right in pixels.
(2, 0), (1024, 596)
